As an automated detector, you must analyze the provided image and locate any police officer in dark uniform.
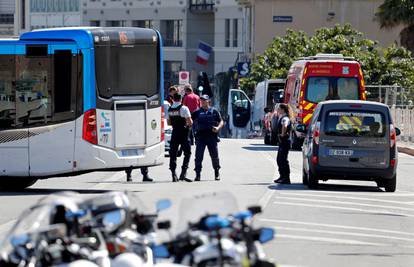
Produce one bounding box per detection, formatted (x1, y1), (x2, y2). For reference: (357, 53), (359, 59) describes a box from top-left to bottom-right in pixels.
(274, 103), (293, 184)
(125, 167), (153, 182)
(192, 95), (224, 181)
(168, 93), (193, 182)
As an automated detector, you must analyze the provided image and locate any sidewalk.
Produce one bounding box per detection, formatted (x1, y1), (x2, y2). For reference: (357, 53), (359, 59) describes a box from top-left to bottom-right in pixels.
(398, 141), (414, 156)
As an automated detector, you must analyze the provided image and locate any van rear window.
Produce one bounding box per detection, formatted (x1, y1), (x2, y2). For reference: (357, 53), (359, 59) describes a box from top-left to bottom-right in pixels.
(324, 110), (385, 137)
(306, 77), (359, 103)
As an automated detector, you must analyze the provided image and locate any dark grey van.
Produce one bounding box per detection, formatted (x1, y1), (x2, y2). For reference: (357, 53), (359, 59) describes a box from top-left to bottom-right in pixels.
(297, 100), (400, 192)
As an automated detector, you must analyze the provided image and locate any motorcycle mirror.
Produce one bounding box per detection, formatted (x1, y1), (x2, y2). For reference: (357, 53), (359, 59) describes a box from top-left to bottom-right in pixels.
(156, 199), (171, 213)
(259, 227), (275, 244)
(153, 245), (170, 258)
(102, 209), (126, 232)
(157, 220), (171, 230)
(247, 205), (262, 215)
(11, 234), (29, 247)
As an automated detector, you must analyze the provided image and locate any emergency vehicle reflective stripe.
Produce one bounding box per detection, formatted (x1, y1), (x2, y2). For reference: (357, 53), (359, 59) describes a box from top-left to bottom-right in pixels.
(339, 116), (362, 126)
(303, 113), (313, 124)
(304, 103), (314, 110)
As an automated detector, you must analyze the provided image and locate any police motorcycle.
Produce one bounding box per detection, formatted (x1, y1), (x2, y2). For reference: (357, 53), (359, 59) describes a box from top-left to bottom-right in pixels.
(0, 192), (107, 267)
(154, 191), (276, 267)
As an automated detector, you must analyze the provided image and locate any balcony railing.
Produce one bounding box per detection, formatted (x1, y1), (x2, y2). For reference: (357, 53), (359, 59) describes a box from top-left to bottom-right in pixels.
(189, 0), (215, 13)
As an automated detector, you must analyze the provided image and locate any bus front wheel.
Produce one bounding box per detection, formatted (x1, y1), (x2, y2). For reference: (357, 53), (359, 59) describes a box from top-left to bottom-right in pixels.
(0, 177), (38, 191)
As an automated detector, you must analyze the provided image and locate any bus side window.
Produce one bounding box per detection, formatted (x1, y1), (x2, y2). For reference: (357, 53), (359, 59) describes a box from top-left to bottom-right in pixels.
(54, 50), (73, 114)
(0, 55), (16, 130)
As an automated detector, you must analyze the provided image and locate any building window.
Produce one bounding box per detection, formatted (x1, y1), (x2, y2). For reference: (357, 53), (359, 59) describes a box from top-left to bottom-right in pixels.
(161, 20), (183, 47)
(21, 0), (25, 29)
(90, 20), (100, 26)
(106, 20), (126, 27)
(31, 0), (80, 13)
(233, 19), (238, 47)
(132, 20), (152, 28)
(0, 14), (13, 25)
(225, 19), (230, 48)
(164, 61), (182, 89)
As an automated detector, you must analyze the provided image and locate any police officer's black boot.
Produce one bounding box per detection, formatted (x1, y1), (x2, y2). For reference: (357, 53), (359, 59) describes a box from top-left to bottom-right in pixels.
(195, 171), (201, 182)
(141, 167), (153, 182)
(214, 169), (220, 181)
(125, 168), (132, 182)
(171, 171), (178, 183)
(179, 168), (192, 182)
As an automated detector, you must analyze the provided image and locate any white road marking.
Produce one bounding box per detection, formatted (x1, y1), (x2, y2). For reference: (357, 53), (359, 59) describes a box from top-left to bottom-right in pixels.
(274, 225), (414, 243)
(278, 191), (414, 206)
(273, 201), (414, 217)
(276, 233), (386, 246)
(275, 196), (414, 212)
(260, 218), (414, 237)
(297, 190), (414, 198)
(259, 189), (275, 209)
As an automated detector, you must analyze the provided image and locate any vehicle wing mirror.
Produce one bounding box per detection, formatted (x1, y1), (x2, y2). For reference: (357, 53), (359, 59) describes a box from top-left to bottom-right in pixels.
(156, 199), (172, 213)
(247, 205), (262, 215)
(259, 227), (275, 244)
(153, 244), (170, 258)
(11, 234), (29, 247)
(296, 124), (307, 133)
(157, 220), (171, 230)
(395, 127), (401, 136)
(102, 209), (126, 232)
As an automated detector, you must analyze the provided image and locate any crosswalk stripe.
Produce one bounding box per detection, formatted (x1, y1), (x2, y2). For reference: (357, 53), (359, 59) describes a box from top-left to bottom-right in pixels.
(276, 233), (385, 246)
(273, 201), (414, 218)
(275, 195), (414, 212)
(260, 218), (414, 237)
(278, 192), (414, 205)
(290, 190), (414, 198)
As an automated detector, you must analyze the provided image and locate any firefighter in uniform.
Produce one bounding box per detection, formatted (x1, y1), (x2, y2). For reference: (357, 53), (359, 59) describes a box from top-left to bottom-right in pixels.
(168, 93), (193, 182)
(274, 103), (294, 184)
(192, 95), (224, 181)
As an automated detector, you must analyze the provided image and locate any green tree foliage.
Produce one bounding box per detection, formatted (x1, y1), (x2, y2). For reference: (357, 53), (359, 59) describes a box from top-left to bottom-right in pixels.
(240, 24), (414, 95)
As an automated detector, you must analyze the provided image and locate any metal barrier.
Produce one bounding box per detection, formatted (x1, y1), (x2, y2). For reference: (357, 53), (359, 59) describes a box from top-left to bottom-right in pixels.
(390, 107), (414, 142)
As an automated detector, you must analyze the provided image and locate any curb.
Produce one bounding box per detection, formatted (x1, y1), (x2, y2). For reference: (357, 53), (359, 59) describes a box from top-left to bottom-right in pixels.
(398, 146), (414, 157)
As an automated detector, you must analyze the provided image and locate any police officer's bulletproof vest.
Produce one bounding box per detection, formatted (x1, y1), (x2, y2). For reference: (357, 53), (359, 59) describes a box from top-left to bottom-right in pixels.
(168, 104), (186, 130)
(196, 108), (216, 133)
(277, 115), (292, 136)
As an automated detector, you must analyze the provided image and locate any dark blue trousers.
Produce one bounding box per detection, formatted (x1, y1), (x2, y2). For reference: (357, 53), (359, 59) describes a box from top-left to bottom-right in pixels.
(277, 139), (291, 179)
(194, 135), (220, 173)
(169, 132), (191, 172)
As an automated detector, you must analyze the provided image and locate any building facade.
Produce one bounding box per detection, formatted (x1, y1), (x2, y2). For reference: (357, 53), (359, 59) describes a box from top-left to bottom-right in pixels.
(237, 0), (403, 54)
(83, 0), (247, 87)
(0, 0), (14, 36)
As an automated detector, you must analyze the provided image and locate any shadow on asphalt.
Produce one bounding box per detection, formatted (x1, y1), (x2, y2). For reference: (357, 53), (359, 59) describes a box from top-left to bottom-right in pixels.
(242, 146), (302, 152)
(0, 188), (113, 196)
(268, 183), (384, 192)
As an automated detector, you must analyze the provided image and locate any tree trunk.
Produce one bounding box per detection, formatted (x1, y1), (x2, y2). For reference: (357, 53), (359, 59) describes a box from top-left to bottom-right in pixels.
(400, 25), (414, 54)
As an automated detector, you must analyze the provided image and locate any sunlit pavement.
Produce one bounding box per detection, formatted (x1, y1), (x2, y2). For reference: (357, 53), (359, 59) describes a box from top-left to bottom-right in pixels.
(1, 138), (414, 267)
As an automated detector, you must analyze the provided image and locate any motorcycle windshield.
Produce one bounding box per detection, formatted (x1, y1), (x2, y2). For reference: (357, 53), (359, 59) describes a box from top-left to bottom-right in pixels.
(0, 192), (82, 259)
(176, 191), (239, 233)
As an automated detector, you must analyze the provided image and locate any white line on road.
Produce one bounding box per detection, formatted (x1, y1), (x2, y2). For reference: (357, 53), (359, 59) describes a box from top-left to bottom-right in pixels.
(275, 196), (414, 212)
(272, 201), (414, 217)
(276, 233), (386, 246)
(274, 225), (414, 243)
(278, 191), (414, 206)
(298, 190), (414, 198)
(260, 218), (414, 237)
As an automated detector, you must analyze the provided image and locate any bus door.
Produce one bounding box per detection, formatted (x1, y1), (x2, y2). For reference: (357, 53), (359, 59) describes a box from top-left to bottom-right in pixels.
(26, 45), (78, 176)
(0, 47), (30, 176)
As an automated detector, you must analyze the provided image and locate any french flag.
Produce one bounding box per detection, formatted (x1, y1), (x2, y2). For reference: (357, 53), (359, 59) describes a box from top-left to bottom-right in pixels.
(196, 41), (212, 65)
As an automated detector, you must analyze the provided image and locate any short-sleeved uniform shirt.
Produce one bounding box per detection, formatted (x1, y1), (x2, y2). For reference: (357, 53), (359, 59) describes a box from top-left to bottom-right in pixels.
(192, 107), (222, 136)
(170, 102), (191, 119)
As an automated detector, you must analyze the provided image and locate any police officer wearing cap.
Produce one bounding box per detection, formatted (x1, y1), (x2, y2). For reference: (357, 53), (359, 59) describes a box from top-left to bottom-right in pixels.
(168, 93), (193, 182)
(192, 94), (224, 181)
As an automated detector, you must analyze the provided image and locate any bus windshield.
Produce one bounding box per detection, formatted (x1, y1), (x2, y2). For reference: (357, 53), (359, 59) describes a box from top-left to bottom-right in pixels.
(306, 77), (359, 103)
(95, 44), (158, 98)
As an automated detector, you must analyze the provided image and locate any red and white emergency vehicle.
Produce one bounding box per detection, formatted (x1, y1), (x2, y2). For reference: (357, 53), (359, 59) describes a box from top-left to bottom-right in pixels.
(284, 54), (366, 148)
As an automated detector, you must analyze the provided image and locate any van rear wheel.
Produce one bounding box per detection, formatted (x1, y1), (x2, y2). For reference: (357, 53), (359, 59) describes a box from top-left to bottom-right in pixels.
(0, 177), (38, 191)
(383, 175), (396, 192)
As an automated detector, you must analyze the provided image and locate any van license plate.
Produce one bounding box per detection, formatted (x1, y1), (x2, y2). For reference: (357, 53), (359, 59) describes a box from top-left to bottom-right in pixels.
(329, 149), (354, 156)
(121, 149), (139, 156)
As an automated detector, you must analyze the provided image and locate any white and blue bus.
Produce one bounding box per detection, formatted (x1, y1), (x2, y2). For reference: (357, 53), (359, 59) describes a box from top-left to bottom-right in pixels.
(0, 27), (165, 190)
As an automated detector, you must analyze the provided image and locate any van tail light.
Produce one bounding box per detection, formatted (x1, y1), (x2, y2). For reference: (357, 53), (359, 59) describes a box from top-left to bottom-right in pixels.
(390, 159), (396, 168)
(161, 106), (165, 141)
(312, 155), (319, 165)
(82, 109), (97, 145)
(313, 122), (320, 145)
(390, 124), (396, 148)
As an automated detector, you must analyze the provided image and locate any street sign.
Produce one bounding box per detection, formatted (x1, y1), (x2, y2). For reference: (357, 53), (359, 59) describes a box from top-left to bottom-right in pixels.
(179, 71), (190, 85)
(237, 62), (250, 78)
(273, 16), (293, 23)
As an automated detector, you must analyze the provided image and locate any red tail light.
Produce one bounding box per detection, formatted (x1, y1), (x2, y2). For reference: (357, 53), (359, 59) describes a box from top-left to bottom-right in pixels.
(390, 124), (396, 148)
(312, 155), (319, 165)
(390, 159), (396, 167)
(82, 109), (97, 145)
(161, 106), (165, 141)
(313, 122), (320, 145)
